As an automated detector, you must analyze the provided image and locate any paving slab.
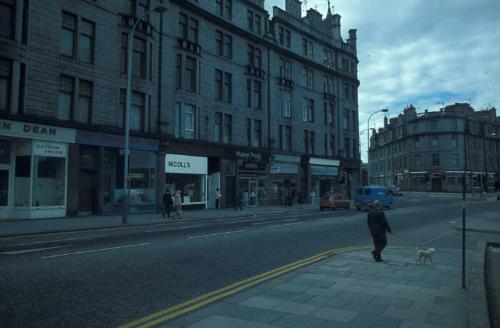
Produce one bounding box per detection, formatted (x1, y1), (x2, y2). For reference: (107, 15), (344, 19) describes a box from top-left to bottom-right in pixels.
(158, 248), (484, 328)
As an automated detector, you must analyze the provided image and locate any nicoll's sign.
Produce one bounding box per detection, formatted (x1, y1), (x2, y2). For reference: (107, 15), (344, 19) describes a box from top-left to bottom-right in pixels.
(0, 119), (76, 143)
(165, 154), (207, 174)
(167, 161), (191, 169)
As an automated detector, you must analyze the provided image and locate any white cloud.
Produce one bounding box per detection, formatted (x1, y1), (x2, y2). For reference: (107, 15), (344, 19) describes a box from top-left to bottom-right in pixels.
(266, 0), (500, 161)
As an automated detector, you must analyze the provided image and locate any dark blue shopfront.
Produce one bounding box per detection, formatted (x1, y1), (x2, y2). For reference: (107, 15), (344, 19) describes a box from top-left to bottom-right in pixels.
(71, 130), (160, 215)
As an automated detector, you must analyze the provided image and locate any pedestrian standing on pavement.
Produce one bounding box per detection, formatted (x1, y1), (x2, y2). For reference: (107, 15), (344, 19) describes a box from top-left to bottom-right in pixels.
(367, 200), (393, 262)
(215, 188), (222, 209)
(174, 190), (183, 220)
(162, 190), (173, 219)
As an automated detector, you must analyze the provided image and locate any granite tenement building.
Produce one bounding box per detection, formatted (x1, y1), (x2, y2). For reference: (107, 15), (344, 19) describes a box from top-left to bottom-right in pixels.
(369, 104), (500, 192)
(0, 0), (360, 219)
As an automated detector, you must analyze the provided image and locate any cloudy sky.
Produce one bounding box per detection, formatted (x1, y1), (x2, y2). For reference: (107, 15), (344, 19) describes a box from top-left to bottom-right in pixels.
(265, 0), (500, 161)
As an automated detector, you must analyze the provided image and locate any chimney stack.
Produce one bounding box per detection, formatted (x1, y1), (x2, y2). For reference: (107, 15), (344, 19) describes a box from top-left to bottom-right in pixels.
(348, 29), (357, 52)
(285, 0), (302, 19)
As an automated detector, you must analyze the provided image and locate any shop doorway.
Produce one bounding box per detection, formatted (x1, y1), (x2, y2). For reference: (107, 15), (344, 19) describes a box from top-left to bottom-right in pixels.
(238, 178), (256, 207)
(0, 169), (9, 218)
(79, 170), (96, 215)
(208, 172), (220, 209)
(431, 177), (442, 192)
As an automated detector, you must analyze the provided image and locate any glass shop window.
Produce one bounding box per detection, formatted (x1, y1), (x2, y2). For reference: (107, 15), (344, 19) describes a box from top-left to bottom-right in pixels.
(32, 157), (66, 206)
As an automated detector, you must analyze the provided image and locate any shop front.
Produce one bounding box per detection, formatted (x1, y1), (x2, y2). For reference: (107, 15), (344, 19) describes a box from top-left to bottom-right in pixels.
(236, 151), (269, 207)
(309, 158), (340, 203)
(269, 154), (300, 206)
(75, 130), (159, 215)
(165, 154), (207, 209)
(409, 171), (427, 191)
(0, 119), (76, 219)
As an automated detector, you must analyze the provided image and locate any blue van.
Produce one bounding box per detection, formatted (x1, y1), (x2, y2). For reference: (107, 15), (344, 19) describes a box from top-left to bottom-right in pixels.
(355, 185), (393, 210)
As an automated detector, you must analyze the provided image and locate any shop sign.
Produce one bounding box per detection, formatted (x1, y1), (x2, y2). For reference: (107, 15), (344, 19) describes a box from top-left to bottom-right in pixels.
(235, 151), (263, 161)
(165, 154), (207, 174)
(32, 141), (67, 157)
(0, 140), (11, 164)
(310, 165), (339, 176)
(0, 119), (76, 143)
(239, 161), (266, 172)
(236, 151), (267, 173)
(270, 163), (298, 175)
(76, 130), (159, 151)
(309, 157), (340, 166)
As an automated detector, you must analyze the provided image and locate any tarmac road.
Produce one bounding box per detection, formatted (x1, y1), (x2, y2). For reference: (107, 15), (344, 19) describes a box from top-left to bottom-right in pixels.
(1, 196), (498, 328)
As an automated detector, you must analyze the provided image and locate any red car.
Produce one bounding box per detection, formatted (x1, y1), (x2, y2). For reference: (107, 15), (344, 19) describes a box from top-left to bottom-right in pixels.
(320, 193), (350, 211)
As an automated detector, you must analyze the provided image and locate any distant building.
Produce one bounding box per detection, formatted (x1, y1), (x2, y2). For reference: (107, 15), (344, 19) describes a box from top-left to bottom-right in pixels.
(0, 0), (360, 219)
(369, 104), (500, 192)
(360, 163), (368, 185)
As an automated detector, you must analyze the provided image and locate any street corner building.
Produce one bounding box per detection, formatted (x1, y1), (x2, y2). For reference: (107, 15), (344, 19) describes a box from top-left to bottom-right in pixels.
(368, 104), (500, 193)
(0, 0), (360, 220)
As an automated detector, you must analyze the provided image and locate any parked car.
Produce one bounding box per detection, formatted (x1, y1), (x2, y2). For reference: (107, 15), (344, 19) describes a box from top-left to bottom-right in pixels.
(320, 193), (350, 211)
(355, 185), (393, 210)
(388, 186), (403, 196)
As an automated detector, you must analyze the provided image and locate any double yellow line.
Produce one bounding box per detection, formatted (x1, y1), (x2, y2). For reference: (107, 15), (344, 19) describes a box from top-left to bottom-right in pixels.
(119, 246), (365, 328)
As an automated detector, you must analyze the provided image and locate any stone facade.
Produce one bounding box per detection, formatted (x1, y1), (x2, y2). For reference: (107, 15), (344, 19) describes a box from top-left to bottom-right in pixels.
(0, 0), (360, 218)
(369, 104), (500, 192)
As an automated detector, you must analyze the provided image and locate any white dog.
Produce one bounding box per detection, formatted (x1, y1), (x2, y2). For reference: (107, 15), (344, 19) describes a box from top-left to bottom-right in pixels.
(415, 247), (435, 265)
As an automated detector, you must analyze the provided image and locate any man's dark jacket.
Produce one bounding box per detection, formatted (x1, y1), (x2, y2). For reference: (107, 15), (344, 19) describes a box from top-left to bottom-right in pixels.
(163, 192), (173, 207)
(367, 208), (392, 235)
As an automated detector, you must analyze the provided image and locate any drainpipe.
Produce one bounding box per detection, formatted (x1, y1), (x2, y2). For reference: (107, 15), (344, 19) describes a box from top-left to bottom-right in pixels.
(157, 4), (164, 134)
(266, 44), (271, 149)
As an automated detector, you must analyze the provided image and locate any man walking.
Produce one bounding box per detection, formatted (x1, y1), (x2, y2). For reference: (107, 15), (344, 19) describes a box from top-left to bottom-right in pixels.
(162, 189), (173, 219)
(367, 200), (392, 262)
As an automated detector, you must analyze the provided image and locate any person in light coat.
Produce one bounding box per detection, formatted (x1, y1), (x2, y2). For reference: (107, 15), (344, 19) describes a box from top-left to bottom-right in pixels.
(173, 190), (183, 220)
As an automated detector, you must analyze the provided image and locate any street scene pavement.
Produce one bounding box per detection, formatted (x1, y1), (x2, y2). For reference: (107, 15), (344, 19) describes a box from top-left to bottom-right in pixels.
(1, 194), (499, 328)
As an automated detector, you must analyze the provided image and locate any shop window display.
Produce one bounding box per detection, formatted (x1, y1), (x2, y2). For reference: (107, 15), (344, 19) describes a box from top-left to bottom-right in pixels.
(165, 174), (206, 204)
(32, 157), (66, 206)
(103, 149), (156, 212)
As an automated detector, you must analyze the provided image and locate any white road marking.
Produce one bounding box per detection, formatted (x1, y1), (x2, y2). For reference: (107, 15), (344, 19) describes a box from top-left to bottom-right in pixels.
(2, 245), (69, 255)
(254, 219), (298, 226)
(188, 230), (246, 239)
(6, 235), (105, 247)
(144, 225), (205, 233)
(41, 243), (151, 259)
(269, 222), (303, 228)
(252, 221), (273, 225)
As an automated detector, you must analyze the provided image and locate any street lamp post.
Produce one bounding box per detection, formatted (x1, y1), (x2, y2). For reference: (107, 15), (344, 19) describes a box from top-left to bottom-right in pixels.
(483, 127), (496, 194)
(123, 5), (166, 225)
(367, 109), (388, 185)
(359, 128), (374, 185)
(461, 117), (469, 289)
